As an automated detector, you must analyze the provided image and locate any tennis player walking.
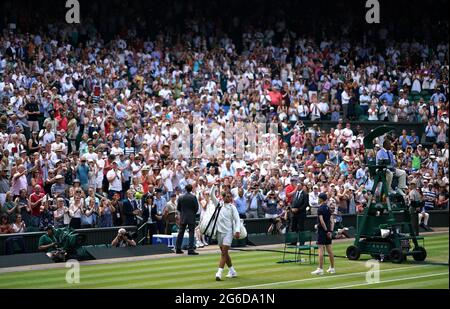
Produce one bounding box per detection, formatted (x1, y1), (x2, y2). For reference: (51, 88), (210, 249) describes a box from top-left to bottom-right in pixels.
(210, 185), (241, 281)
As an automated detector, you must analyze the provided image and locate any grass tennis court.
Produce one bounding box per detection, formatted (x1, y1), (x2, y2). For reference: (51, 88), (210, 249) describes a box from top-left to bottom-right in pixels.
(0, 232), (448, 289)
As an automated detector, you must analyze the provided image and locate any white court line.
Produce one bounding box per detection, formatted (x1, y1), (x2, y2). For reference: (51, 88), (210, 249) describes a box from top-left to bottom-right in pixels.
(232, 264), (435, 289)
(330, 272), (449, 289)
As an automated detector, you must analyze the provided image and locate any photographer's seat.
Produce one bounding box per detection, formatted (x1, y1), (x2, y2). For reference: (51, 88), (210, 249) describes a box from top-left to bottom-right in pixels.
(277, 231), (318, 264)
(277, 232), (299, 264)
(297, 231), (318, 264)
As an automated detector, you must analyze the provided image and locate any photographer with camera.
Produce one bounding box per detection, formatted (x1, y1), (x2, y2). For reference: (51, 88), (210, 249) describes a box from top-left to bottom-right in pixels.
(38, 225), (58, 253)
(111, 228), (136, 247)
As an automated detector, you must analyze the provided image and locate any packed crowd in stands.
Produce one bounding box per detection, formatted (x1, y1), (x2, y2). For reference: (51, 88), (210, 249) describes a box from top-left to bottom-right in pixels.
(0, 2), (448, 237)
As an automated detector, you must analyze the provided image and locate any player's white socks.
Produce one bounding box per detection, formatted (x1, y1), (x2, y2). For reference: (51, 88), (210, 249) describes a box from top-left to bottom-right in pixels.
(229, 266), (235, 273)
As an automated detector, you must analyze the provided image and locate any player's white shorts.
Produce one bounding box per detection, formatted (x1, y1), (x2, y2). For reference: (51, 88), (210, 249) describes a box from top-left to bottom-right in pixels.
(217, 232), (233, 246)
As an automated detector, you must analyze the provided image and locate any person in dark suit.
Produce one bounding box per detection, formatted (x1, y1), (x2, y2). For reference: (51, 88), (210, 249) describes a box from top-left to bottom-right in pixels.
(291, 180), (309, 245)
(140, 193), (157, 245)
(122, 190), (139, 226)
(176, 184), (199, 255)
(141, 194), (152, 225)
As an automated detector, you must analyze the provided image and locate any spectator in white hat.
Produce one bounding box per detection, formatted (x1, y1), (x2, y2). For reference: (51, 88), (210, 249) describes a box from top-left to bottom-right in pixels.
(309, 184), (320, 215)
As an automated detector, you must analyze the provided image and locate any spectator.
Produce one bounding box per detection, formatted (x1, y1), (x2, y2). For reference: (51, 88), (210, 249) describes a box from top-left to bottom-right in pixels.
(407, 180), (422, 232)
(339, 156), (351, 177)
(164, 192), (179, 235)
(98, 198), (116, 228)
(122, 190), (140, 226)
(11, 165), (28, 199)
(76, 157), (90, 193)
(425, 119), (439, 143)
(313, 138), (329, 165)
(153, 188), (167, 234)
(1, 192), (17, 223)
(0, 214), (13, 234)
(28, 185), (45, 228)
(245, 184), (264, 219)
(422, 175), (437, 212)
(309, 185), (320, 215)
(234, 188), (247, 219)
(409, 130), (420, 149)
(68, 188), (84, 229)
(81, 198), (97, 229)
(263, 189), (281, 219)
(53, 198), (67, 228)
(11, 214), (26, 233)
(107, 161), (123, 199)
(51, 175), (67, 199)
(0, 2), (447, 239)
(0, 169), (10, 205)
(39, 197), (55, 231)
(368, 103), (379, 121)
(436, 184), (449, 209)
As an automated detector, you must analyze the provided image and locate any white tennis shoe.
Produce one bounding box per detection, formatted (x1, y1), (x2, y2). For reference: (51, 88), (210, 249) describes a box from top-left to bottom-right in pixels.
(311, 268), (324, 275)
(327, 267), (336, 274)
(226, 270), (238, 278)
(215, 272), (222, 281)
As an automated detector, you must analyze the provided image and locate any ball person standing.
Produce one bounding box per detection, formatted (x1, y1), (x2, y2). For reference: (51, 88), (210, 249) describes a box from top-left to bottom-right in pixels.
(210, 185), (241, 281)
(311, 193), (336, 275)
(175, 184), (199, 255)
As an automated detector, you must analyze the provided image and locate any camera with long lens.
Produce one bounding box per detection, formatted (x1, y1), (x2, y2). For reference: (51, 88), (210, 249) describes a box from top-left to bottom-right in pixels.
(50, 227), (87, 262)
(118, 227), (138, 240)
(122, 232), (138, 240)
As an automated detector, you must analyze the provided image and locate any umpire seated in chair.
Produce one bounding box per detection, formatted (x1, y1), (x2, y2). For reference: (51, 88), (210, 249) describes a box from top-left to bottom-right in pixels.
(376, 140), (408, 196)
